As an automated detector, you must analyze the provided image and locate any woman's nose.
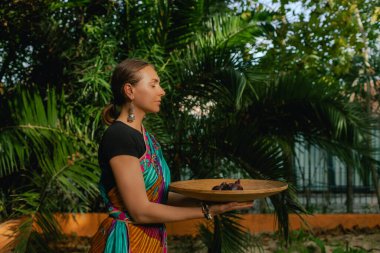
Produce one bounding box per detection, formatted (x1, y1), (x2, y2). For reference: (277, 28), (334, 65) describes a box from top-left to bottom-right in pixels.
(160, 86), (166, 97)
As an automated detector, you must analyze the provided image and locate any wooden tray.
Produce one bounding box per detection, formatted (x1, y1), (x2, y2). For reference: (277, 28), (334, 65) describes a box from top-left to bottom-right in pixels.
(169, 179), (288, 202)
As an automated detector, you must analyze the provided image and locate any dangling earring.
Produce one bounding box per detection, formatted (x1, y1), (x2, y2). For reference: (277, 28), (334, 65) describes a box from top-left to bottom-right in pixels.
(127, 101), (135, 122)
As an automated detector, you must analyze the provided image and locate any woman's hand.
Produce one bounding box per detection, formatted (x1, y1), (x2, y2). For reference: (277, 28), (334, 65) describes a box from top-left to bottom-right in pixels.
(209, 201), (254, 216)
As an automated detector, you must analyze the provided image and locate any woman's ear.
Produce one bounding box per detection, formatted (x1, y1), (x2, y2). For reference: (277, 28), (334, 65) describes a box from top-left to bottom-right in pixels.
(123, 83), (134, 100)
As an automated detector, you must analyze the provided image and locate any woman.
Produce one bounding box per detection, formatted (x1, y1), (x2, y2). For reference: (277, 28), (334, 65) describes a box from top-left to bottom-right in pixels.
(89, 59), (253, 253)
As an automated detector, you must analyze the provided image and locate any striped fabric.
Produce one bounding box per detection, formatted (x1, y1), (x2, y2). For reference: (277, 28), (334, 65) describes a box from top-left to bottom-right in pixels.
(89, 126), (171, 253)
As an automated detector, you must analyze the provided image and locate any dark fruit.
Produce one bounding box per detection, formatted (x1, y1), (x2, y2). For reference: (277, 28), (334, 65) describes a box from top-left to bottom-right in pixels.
(212, 179), (243, 190)
(220, 182), (229, 190)
(230, 183), (243, 190)
(212, 185), (221, 190)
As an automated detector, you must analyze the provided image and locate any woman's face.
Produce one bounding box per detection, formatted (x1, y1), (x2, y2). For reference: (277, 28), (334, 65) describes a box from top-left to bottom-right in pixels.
(132, 65), (165, 113)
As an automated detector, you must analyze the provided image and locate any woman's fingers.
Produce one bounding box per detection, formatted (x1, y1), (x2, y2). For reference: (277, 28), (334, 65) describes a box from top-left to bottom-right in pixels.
(230, 201), (254, 210)
(236, 201), (254, 207)
(218, 201), (254, 213)
(210, 201), (255, 215)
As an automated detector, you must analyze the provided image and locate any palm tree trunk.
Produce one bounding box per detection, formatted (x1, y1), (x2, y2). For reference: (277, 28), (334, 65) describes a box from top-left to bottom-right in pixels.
(353, 8), (371, 70)
(354, 6), (380, 210)
(370, 161), (380, 209)
(278, 0), (288, 79)
(210, 215), (222, 253)
(346, 163), (353, 213)
(306, 143), (312, 210)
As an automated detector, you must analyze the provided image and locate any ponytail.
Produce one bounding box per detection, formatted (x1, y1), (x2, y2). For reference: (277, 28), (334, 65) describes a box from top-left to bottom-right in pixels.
(102, 103), (119, 126)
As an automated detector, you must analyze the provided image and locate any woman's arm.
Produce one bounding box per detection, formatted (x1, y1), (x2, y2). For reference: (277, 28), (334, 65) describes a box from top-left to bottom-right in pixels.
(110, 155), (253, 224)
(167, 192), (201, 207)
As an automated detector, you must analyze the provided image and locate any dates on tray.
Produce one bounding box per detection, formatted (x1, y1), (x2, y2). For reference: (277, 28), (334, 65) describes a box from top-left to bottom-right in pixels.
(212, 179), (243, 190)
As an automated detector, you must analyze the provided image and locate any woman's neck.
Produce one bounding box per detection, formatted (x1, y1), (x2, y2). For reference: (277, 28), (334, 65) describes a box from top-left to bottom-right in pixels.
(117, 106), (145, 133)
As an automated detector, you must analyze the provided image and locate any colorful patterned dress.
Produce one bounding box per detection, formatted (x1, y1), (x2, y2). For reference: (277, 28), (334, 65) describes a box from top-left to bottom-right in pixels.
(89, 126), (171, 253)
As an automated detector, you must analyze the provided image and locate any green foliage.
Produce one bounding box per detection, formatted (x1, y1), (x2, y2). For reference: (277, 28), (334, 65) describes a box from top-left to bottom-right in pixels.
(274, 229), (326, 253)
(199, 213), (255, 253)
(0, 88), (100, 251)
(1, 0), (379, 252)
(273, 229), (371, 253)
(332, 247), (369, 253)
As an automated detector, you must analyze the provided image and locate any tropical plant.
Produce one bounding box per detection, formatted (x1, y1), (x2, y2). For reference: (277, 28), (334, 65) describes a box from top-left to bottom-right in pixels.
(1, 0), (379, 252)
(0, 87), (100, 252)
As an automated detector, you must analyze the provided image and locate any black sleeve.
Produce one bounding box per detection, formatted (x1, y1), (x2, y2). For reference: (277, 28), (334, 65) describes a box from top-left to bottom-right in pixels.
(101, 127), (142, 162)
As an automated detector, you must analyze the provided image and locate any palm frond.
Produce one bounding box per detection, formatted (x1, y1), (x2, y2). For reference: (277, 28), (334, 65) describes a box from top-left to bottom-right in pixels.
(8, 213), (61, 253)
(1, 88), (100, 251)
(201, 14), (263, 50)
(0, 132), (27, 177)
(199, 212), (253, 253)
(0, 88), (60, 177)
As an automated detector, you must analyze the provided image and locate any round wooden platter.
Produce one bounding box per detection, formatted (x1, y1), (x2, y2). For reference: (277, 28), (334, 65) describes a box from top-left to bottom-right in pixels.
(169, 179), (288, 202)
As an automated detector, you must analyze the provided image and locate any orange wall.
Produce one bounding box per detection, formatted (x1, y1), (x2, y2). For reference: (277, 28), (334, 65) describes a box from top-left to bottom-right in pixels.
(165, 213), (380, 236)
(1, 213), (380, 251)
(57, 213), (380, 237)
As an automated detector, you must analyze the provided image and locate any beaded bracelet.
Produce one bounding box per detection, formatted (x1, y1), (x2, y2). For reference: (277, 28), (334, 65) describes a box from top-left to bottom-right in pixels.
(201, 202), (213, 220)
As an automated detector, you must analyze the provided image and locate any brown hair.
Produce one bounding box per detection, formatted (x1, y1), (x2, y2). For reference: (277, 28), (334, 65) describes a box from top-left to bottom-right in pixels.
(102, 58), (153, 125)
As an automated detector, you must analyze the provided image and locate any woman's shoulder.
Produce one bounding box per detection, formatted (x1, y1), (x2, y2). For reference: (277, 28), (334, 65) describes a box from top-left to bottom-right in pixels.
(99, 121), (146, 162)
(104, 121), (138, 135)
(101, 121), (142, 143)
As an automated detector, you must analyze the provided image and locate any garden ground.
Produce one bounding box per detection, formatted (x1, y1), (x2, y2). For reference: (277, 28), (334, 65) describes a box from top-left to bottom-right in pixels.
(50, 226), (380, 253)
